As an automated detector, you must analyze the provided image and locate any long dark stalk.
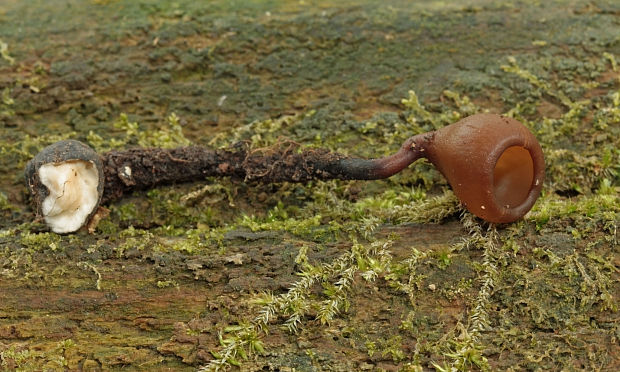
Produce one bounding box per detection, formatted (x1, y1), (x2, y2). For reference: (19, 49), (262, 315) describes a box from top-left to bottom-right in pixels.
(101, 134), (432, 203)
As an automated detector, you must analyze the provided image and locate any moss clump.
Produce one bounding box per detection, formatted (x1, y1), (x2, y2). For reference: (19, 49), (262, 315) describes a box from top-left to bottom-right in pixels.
(19, 231), (61, 252)
(87, 112), (191, 153)
(0, 339), (75, 371)
(0, 190), (16, 213)
(0, 38), (15, 65)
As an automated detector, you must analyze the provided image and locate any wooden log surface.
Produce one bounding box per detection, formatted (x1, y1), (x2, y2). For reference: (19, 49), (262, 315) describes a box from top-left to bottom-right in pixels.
(0, 0), (618, 371)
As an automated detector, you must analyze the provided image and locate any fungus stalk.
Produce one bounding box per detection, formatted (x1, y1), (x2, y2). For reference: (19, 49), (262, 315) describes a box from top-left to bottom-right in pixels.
(26, 114), (545, 233)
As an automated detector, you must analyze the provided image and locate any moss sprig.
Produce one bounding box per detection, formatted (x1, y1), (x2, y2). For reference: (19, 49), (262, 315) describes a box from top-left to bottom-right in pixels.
(201, 238), (394, 371)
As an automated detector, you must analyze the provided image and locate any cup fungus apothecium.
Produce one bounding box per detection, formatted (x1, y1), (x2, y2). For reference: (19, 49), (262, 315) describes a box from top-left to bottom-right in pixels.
(25, 113), (544, 233)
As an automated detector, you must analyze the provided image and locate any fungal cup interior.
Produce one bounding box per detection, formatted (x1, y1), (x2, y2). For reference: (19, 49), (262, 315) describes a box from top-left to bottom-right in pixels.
(492, 146), (534, 209)
(38, 160), (99, 233)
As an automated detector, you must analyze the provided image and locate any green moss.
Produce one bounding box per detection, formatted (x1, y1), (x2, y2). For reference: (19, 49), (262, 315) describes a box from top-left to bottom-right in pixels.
(157, 279), (179, 289)
(113, 226), (157, 257)
(239, 213), (322, 238)
(1, 87), (14, 118)
(0, 38), (15, 65)
(0, 339), (74, 371)
(19, 231), (61, 252)
(0, 190), (16, 213)
(87, 112), (192, 153)
(528, 191), (619, 233)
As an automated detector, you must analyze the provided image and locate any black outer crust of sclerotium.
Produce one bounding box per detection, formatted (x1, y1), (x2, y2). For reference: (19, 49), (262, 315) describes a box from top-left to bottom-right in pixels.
(25, 140), (104, 227)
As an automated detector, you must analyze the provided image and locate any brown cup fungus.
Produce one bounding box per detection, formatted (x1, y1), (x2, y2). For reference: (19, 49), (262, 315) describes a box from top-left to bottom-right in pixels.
(25, 113), (544, 233)
(25, 140), (104, 233)
(423, 114), (544, 223)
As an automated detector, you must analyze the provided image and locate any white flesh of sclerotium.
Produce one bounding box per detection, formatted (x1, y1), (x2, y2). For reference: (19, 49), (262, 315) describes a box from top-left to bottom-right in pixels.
(38, 160), (99, 233)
